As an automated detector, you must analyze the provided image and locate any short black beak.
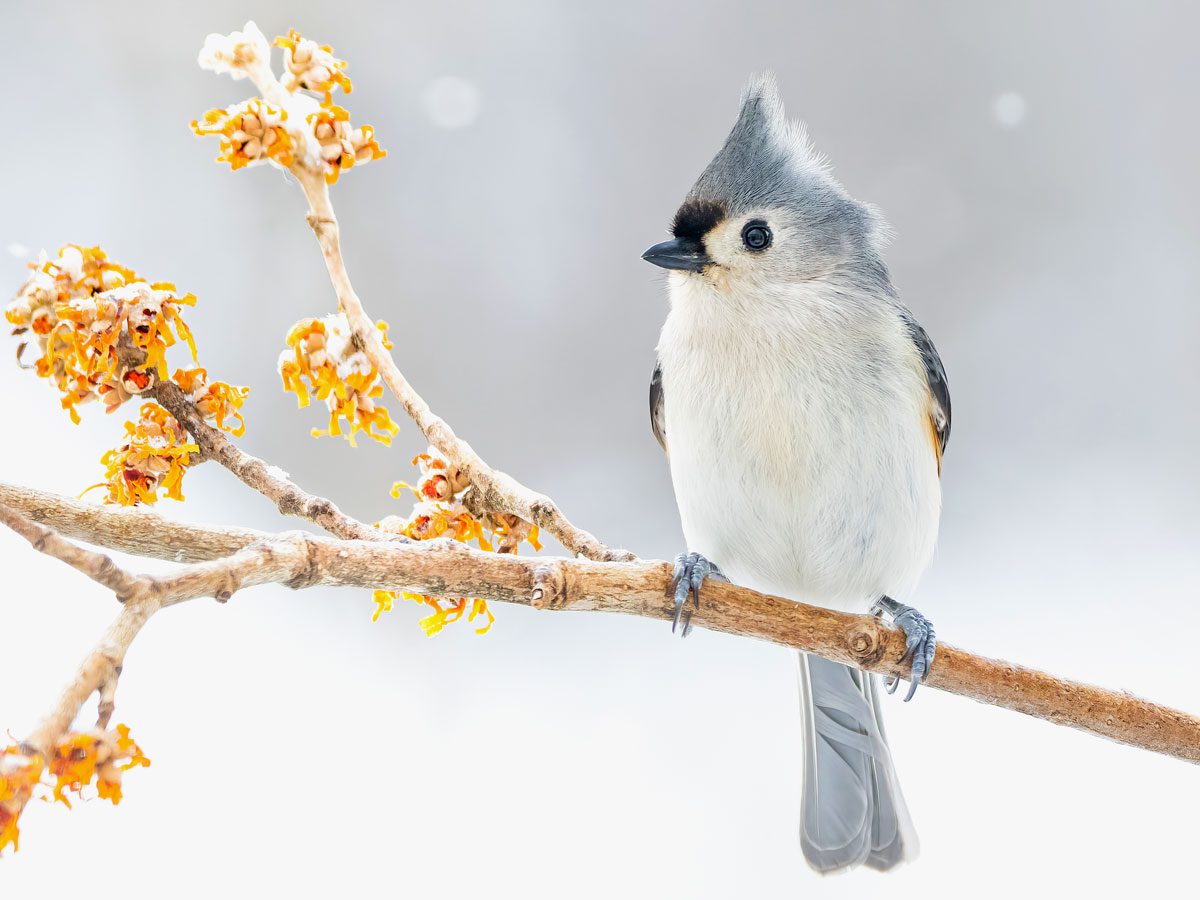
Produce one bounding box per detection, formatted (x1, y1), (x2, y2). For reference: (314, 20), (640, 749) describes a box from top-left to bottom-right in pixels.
(641, 237), (712, 272)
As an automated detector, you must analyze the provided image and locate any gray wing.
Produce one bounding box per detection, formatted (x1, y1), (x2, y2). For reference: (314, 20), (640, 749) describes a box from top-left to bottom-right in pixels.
(649, 363), (667, 453)
(904, 316), (950, 458)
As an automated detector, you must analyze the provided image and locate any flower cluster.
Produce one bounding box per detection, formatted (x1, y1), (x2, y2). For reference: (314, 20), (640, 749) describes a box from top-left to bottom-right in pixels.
(191, 99), (294, 171)
(5, 245), (197, 423)
(372, 450), (542, 635)
(1, 725), (149, 855)
(6, 245), (249, 504)
(195, 23), (385, 184)
(49, 724), (150, 808)
(89, 403), (199, 505)
(278, 314), (399, 446)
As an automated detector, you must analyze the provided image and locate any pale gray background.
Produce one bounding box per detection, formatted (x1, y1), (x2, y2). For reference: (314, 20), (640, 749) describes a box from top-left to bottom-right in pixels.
(2, 1), (1198, 897)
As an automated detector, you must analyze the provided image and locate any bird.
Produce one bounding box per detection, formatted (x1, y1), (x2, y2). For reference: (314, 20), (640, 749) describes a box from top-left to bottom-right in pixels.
(641, 74), (949, 874)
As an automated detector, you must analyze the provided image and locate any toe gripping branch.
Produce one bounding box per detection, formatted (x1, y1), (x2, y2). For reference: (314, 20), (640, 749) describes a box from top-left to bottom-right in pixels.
(874, 595), (937, 702)
(667, 552), (727, 638)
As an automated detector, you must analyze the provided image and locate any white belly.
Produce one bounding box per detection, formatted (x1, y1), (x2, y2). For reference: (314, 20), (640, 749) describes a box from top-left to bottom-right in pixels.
(657, 287), (941, 613)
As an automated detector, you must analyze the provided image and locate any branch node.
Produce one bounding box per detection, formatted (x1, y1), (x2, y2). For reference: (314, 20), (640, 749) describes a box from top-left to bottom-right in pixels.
(305, 210), (336, 236)
(305, 497), (336, 522)
(527, 497), (557, 527)
(845, 619), (888, 668)
(96, 665), (119, 729)
(206, 559), (252, 602)
(96, 699), (115, 729)
(283, 533), (322, 589)
(602, 546), (638, 563)
(531, 561), (569, 609)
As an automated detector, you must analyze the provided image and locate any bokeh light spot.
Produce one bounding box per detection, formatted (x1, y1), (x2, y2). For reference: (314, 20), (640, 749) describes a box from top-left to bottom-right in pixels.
(422, 76), (482, 129)
(993, 92), (1027, 128)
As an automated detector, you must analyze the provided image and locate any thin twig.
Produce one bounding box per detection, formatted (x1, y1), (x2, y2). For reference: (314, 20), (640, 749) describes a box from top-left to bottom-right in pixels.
(153, 380), (392, 543)
(294, 170), (633, 563)
(0, 501), (155, 759)
(0, 502), (145, 601)
(110, 336), (387, 545)
(21, 599), (156, 759)
(237, 49), (620, 561)
(1, 500), (309, 759)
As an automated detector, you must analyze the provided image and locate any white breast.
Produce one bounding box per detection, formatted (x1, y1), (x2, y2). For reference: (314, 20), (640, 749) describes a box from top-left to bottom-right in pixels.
(656, 273), (941, 613)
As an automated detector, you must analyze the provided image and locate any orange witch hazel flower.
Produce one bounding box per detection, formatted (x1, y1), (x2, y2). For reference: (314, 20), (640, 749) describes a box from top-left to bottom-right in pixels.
(275, 28), (352, 102)
(173, 367), (249, 436)
(190, 98), (294, 171)
(278, 313), (399, 446)
(372, 449), (542, 635)
(90, 403), (199, 506)
(307, 104), (386, 185)
(49, 724), (149, 808)
(0, 747), (44, 854)
(106, 281), (198, 379)
(1, 725), (149, 856)
(5, 245), (198, 423)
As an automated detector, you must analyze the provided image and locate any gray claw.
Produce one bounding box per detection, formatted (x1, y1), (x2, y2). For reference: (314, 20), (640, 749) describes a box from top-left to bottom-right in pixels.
(877, 597), (936, 701)
(667, 552), (726, 638)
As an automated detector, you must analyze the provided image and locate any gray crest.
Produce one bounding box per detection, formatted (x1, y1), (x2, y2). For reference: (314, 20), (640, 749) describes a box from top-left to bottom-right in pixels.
(678, 74), (882, 256)
(685, 75), (830, 214)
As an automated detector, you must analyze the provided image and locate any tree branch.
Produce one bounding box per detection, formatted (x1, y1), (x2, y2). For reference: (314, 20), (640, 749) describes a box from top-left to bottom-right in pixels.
(294, 170), (633, 563)
(6, 481), (1198, 765)
(0, 497), (308, 835)
(21, 598), (156, 759)
(1, 500), (157, 759)
(0, 482), (263, 562)
(107, 335), (386, 546)
(1, 499), (310, 758)
(0, 502), (145, 601)
(152, 380), (394, 543)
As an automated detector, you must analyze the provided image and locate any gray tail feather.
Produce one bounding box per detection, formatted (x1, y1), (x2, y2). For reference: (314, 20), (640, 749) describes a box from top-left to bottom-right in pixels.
(797, 652), (919, 873)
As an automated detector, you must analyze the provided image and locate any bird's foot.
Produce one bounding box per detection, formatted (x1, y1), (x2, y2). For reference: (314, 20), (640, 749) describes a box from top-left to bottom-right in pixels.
(667, 552), (727, 638)
(873, 596), (936, 702)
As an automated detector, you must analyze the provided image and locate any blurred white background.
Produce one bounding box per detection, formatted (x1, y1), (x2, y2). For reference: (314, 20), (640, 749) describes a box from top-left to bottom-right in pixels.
(2, 1), (1199, 897)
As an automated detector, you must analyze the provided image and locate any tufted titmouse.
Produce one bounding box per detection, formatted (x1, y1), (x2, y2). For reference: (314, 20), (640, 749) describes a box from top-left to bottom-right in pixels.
(642, 75), (950, 873)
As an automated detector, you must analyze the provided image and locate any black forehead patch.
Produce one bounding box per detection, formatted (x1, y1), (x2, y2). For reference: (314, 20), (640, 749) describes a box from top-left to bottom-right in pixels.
(672, 199), (727, 241)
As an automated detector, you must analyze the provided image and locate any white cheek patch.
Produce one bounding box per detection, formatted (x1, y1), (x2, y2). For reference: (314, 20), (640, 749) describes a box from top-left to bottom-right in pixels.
(706, 220), (750, 268)
(707, 213), (781, 270)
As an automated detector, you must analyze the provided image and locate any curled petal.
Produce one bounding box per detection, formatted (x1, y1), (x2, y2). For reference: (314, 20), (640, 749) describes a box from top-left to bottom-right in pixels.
(191, 99), (295, 171)
(275, 28), (354, 102)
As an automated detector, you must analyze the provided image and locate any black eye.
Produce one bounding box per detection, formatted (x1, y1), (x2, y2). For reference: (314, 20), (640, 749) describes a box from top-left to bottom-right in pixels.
(741, 221), (772, 251)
